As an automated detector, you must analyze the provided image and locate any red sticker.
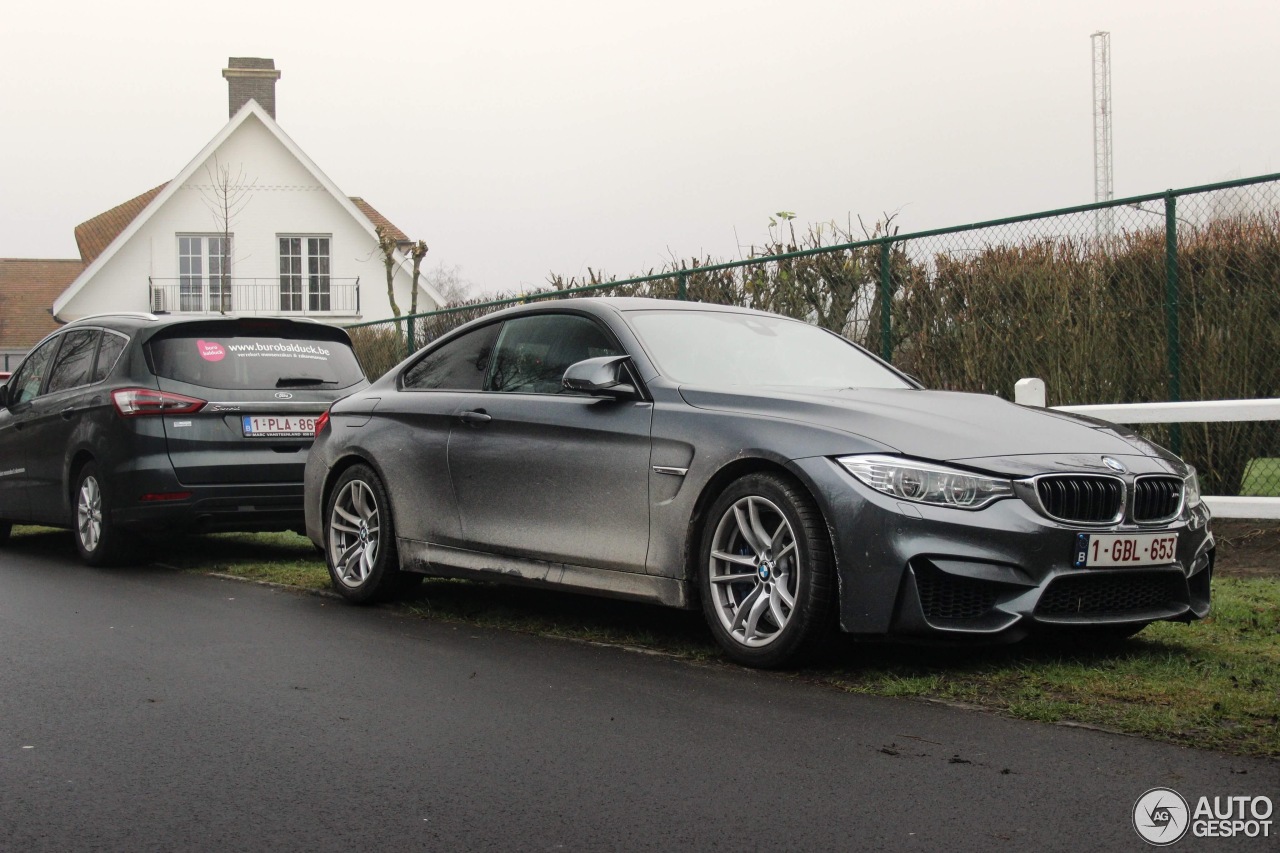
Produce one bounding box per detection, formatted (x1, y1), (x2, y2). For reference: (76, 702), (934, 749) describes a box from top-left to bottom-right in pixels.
(197, 340), (225, 362)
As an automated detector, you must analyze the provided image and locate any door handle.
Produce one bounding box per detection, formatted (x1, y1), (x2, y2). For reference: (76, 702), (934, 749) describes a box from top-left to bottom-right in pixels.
(61, 407), (76, 420)
(459, 409), (492, 425)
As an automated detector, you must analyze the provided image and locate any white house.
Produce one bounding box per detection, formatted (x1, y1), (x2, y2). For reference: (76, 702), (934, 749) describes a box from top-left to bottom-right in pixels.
(48, 58), (439, 327)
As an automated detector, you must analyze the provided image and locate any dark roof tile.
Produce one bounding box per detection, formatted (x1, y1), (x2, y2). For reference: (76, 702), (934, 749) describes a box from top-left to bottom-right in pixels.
(0, 259), (84, 350)
(349, 197), (410, 244)
(74, 183), (169, 265)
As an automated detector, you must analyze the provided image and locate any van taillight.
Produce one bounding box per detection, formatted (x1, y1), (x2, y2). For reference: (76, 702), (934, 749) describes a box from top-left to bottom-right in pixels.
(315, 409), (331, 436)
(112, 388), (207, 417)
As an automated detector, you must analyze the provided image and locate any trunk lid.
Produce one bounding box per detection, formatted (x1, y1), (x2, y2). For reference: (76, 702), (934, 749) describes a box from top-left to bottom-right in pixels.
(145, 319), (366, 486)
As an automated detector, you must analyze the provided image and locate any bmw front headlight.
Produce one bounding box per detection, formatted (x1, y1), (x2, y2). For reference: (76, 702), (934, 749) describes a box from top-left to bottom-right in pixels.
(838, 454), (1014, 510)
(1184, 466), (1202, 509)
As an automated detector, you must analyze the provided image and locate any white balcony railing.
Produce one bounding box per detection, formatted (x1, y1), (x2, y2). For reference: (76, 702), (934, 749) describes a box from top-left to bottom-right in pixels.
(147, 277), (360, 316)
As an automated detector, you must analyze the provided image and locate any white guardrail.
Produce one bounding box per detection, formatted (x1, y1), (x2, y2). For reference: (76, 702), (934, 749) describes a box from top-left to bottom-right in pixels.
(1014, 378), (1280, 520)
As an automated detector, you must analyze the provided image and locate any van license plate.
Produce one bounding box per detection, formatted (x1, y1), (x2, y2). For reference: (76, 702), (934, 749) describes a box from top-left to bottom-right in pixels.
(242, 415), (317, 437)
(1073, 532), (1178, 568)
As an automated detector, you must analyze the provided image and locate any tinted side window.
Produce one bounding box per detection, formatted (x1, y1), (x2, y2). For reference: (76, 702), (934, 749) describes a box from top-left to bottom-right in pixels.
(92, 331), (128, 383)
(490, 315), (622, 394)
(402, 323), (502, 391)
(46, 330), (101, 394)
(9, 337), (60, 406)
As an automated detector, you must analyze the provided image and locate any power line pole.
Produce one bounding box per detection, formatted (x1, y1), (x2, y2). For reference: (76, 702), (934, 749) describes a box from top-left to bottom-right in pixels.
(1092, 31), (1114, 236)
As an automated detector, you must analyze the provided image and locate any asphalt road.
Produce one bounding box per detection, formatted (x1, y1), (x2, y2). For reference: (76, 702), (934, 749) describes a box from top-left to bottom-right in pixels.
(1, 542), (1276, 852)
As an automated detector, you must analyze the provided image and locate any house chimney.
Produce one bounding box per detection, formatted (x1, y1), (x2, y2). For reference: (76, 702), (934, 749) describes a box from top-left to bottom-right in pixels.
(222, 57), (281, 119)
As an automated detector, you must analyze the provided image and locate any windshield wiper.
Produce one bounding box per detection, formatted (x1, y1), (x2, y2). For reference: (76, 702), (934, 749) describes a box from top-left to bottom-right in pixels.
(276, 376), (336, 387)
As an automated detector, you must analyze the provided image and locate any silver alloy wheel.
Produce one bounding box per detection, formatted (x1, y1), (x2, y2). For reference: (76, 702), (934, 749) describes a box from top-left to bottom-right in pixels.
(77, 475), (103, 553)
(328, 479), (381, 588)
(708, 495), (800, 648)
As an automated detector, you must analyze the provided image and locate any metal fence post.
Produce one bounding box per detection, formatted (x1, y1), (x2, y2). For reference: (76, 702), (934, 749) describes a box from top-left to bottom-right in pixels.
(677, 272), (688, 301)
(1164, 191), (1182, 454)
(879, 240), (893, 362)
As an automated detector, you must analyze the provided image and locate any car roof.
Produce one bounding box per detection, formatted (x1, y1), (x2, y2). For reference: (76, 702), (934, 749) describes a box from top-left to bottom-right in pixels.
(419, 297), (797, 357)
(36, 314), (349, 354)
(61, 312), (163, 333)
(63, 313), (325, 331)
(481, 296), (776, 323)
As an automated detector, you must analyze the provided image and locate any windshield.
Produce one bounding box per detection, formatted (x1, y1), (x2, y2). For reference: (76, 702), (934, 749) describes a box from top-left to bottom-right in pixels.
(628, 310), (911, 390)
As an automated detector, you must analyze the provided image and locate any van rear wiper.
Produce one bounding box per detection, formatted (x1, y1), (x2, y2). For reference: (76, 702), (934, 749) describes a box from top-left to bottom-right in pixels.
(276, 376), (335, 387)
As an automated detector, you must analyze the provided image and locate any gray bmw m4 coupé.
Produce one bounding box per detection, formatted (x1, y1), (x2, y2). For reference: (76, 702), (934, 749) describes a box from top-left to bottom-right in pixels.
(304, 298), (1213, 668)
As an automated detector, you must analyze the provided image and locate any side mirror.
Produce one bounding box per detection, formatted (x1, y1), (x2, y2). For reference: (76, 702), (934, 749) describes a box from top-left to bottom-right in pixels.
(562, 355), (639, 400)
(0, 383), (9, 410)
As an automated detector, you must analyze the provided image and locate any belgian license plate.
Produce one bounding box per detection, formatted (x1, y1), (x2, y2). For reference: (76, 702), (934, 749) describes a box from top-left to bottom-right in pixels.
(1073, 532), (1178, 568)
(242, 414), (317, 437)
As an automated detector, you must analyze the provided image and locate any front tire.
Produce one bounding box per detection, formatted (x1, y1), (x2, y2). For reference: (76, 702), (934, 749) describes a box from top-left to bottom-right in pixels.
(73, 462), (131, 566)
(324, 464), (404, 604)
(699, 472), (836, 668)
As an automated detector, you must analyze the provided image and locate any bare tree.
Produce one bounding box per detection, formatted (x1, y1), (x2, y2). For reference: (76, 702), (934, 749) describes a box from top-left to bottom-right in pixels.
(405, 240), (430, 349)
(375, 224), (403, 334)
(407, 240), (430, 316)
(199, 156), (255, 314)
(423, 263), (475, 306)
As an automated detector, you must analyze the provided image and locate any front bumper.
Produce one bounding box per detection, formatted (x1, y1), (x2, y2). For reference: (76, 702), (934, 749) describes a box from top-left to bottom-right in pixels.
(790, 457), (1214, 640)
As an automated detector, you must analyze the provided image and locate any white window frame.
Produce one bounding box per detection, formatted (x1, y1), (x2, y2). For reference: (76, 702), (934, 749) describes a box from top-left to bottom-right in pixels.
(278, 235), (332, 313)
(177, 234), (232, 312)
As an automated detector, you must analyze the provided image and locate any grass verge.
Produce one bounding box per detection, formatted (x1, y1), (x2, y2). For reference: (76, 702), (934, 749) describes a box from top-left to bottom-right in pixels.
(10, 525), (1279, 758)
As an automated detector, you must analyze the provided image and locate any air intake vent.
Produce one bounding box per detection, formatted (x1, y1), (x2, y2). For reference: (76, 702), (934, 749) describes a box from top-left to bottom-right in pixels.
(1035, 475), (1123, 523)
(1035, 572), (1184, 617)
(1133, 476), (1183, 522)
(916, 570), (999, 621)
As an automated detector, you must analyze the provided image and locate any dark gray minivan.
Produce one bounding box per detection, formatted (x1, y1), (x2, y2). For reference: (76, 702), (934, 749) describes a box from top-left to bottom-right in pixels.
(0, 313), (366, 565)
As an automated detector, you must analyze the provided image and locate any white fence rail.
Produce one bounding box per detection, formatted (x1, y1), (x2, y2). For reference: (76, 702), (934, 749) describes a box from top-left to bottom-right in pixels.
(1014, 378), (1279, 520)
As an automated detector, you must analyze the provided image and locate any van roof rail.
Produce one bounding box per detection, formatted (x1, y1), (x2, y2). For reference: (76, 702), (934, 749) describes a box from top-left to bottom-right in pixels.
(66, 312), (160, 325)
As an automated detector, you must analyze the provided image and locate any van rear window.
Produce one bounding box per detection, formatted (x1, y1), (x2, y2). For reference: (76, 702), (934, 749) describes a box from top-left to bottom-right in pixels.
(149, 333), (365, 390)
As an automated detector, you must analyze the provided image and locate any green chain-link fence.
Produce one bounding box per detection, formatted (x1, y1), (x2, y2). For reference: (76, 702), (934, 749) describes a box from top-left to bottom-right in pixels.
(346, 173), (1280, 498)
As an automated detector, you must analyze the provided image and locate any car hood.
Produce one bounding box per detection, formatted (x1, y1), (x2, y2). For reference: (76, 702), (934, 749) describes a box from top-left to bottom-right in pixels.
(678, 386), (1170, 467)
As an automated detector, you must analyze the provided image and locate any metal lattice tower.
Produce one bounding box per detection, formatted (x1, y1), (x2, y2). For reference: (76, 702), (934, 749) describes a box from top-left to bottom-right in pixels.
(1092, 31), (1114, 235)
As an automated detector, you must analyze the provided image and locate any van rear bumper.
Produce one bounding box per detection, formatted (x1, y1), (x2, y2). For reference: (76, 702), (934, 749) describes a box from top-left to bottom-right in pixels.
(111, 482), (305, 534)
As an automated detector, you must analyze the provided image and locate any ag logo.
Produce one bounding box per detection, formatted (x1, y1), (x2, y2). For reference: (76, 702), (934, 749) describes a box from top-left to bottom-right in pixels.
(1133, 787), (1190, 845)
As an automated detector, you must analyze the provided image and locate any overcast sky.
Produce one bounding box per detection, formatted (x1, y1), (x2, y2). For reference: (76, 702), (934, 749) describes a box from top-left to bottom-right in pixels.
(3, 1), (1277, 296)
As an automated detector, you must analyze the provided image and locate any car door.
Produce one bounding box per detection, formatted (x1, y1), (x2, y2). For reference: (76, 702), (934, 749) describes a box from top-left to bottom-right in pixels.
(446, 313), (654, 574)
(26, 329), (102, 522)
(0, 335), (62, 521)
(368, 320), (506, 546)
